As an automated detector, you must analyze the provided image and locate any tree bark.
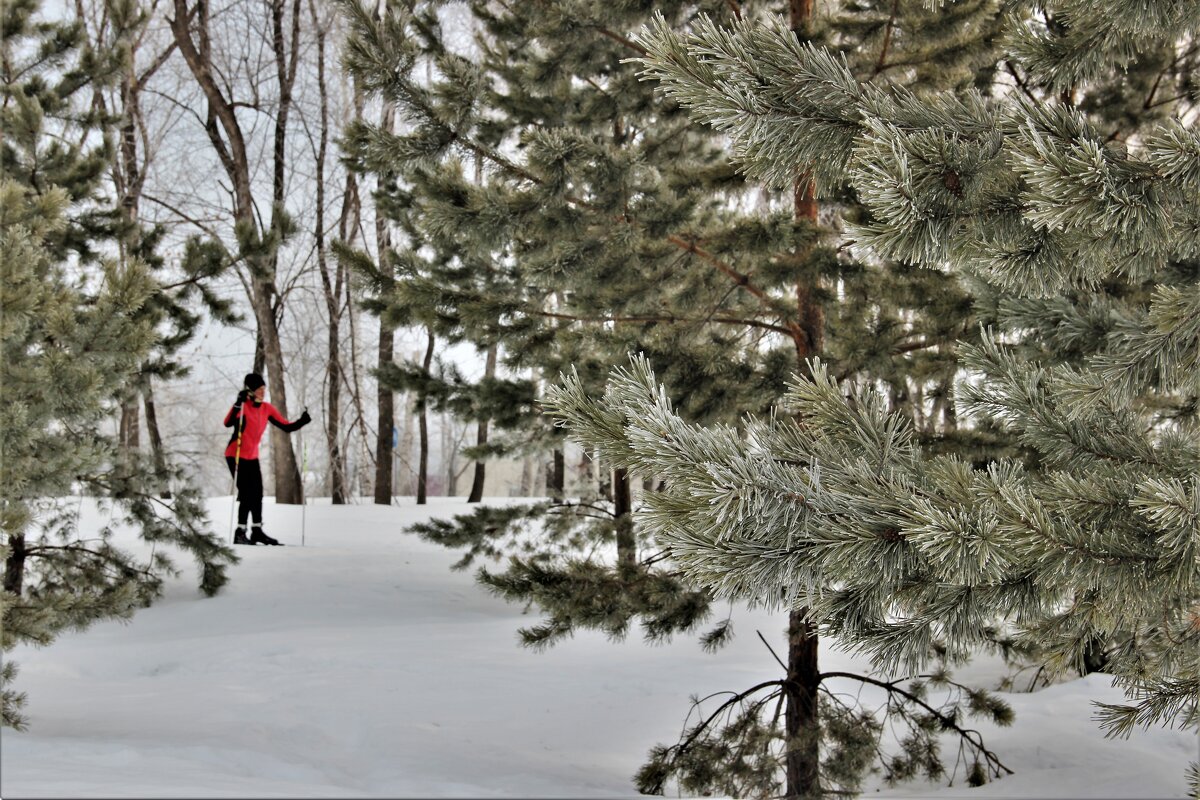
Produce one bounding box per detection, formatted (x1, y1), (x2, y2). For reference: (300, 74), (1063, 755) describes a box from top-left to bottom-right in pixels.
(311, 2), (347, 504)
(263, 307), (303, 504)
(443, 411), (457, 495)
(785, 3), (822, 796)
(399, 390), (415, 494)
(143, 379), (171, 498)
(372, 316), (396, 501)
(373, 311), (395, 504)
(416, 329), (435, 505)
(549, 448), (564, 501)
(786, 609), (821, 798)
(467, 343), (498, 502)
(266, 0), (303, 505)
(342, 222), (375, 496)
(3, 533), (25, 596)
(119, 397), (140, 453)
(613, 467), (635, 569)
(373, 100), (397, 505)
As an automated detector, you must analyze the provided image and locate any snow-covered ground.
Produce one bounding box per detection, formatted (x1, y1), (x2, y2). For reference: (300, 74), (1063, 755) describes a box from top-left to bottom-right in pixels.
(2, 498), (1195, 798)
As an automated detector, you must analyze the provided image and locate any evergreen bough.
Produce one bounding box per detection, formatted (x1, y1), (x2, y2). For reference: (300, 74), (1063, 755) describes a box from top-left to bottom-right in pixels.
(548, 0), (1200, 791)
(0, 0), (237, 730)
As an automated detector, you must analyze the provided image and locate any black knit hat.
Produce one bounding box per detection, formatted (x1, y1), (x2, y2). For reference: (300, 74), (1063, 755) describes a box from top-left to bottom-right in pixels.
(243, 372), (266, 391)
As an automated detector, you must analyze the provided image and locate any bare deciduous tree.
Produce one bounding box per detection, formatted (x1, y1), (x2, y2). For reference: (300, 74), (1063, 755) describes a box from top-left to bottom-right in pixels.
(167, 0), (303, 503)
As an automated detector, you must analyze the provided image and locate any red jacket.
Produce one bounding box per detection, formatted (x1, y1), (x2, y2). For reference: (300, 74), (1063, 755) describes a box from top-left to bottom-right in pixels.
(224, 401), (305, 460)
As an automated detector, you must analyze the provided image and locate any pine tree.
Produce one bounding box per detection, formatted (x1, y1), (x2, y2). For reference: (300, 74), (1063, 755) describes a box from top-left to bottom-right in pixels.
(548, 0), (1200, 792)
(0, 0), (236, 730)
(336, 132), (538, 495)
(343, 1), (1026, 796)
(340, 0), (793, 648)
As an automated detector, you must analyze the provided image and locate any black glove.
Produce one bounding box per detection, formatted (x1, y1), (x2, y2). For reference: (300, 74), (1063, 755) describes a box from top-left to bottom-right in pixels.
(298, 409), (312, 427)
(235, 389), (251, 406)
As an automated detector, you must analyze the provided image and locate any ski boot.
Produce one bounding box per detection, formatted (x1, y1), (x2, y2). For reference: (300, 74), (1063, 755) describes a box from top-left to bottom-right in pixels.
(250, 526), (282, 546)
(233, 526), (251, 546)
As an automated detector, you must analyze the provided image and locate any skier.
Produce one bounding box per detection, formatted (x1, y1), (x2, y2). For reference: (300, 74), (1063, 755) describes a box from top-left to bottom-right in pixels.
(225, 372), (311, 545)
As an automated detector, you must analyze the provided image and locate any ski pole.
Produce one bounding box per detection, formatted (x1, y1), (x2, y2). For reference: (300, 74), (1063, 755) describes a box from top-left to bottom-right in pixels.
(300, 425), (308, 547)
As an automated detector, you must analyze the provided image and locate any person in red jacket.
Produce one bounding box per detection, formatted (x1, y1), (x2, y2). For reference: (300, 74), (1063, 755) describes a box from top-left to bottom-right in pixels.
(224, 372), (311, 545)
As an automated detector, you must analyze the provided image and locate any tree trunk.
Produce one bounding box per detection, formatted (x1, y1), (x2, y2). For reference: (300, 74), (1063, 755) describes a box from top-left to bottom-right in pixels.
(342, 213), (375, 498)
(373, 318), (395, 504)
(373, 101), (397, 505)
(785, 3), (822, 795)
(119, 396), (140, 453)
(3, 533), (25, 595)
(416, 329), (435, 505)
(267, 0), (302, 505)
(313, 1), (349, 504)
(261, 293), (303, 505)
(399, 389), (415, 494)
(142, 379), (171, 498)
(786, 609), (821, 798)
(613, 467), (635, 570)
(467, 343), (498, 502)
(253, 328), (266, 376)
(549, 448), (564, 501)
(784, 204), (824, 799)
(444, 412), (458, 495)
(325, 309), (347, 504)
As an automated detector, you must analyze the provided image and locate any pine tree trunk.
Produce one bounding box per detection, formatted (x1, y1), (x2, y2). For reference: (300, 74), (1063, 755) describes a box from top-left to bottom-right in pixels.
(370, 64), (397, 504)
(3, 533), (25, 595)
(417, 410), (429, 504)
(467, 428), (483, 498)
(142, 379), (171, 499)
(613, 467), (635, 569)
(416, 329), (435, 505)
(373, 163), (395, 502)
(786, 608), (821, 798)
(785, 4), (821, 796)
(119, 396), (140, 453)
(467, 343), (497, 502)
(374, 320), (395, 504)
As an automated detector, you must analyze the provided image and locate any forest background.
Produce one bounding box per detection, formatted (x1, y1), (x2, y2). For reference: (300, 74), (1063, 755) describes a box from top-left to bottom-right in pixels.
(28, 0), (491, 502)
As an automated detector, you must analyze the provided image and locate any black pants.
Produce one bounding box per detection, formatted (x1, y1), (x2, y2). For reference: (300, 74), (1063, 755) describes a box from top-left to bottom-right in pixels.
(226, 457), (263, 526)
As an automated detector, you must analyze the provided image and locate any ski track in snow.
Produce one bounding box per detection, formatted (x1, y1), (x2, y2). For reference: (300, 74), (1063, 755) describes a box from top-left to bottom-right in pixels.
(2, 498), (1195, 798)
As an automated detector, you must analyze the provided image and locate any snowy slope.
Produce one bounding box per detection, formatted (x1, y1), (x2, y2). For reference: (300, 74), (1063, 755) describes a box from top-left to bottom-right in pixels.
(1, 498), (1195, 798)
